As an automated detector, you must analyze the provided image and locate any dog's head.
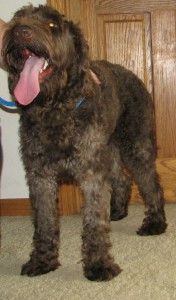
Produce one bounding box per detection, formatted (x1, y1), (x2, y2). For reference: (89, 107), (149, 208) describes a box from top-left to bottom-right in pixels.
(3, 4), (89, 106)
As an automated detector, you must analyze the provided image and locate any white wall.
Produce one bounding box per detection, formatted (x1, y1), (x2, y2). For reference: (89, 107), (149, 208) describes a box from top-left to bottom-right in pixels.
(0, 0), (46, 198)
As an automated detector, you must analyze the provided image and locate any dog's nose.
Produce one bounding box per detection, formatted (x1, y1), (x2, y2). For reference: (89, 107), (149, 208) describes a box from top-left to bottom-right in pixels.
(13, 25), (32, 39)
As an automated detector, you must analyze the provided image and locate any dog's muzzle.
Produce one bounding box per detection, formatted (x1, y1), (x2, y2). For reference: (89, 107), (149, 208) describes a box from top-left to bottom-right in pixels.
(13, 25), (32, 41)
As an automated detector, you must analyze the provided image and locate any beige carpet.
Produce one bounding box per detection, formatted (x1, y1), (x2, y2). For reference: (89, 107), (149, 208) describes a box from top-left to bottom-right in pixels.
(1, 204), (176, 300)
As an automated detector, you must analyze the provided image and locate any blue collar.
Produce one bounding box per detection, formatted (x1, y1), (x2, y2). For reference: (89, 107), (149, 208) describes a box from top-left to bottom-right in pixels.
(76, 97), (85, 108)
(0, 96), (86, 109)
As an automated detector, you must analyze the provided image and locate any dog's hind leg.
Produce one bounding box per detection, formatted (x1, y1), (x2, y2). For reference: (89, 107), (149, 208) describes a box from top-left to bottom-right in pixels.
(80, 173), (122, 281)
(109, 145), (132, 221)
(135, 169), (167, 236)
(21, 177), (60, 277)
(110, 171), (131, 221)
(120, 139), (167, 235)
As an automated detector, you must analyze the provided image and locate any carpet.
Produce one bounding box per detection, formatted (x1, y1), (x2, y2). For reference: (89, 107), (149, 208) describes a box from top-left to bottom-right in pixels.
(1, 204), (176, 300)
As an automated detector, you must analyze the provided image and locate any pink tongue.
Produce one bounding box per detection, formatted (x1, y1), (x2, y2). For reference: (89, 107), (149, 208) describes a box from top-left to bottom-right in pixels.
(14, 56), (45, 105)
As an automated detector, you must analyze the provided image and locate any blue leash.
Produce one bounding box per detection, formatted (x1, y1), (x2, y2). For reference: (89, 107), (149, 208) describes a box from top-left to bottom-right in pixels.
(0, 97), (17, 107)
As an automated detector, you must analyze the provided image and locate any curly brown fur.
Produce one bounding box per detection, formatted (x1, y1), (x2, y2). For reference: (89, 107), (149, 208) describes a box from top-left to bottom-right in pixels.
(3, 4), (167, 281)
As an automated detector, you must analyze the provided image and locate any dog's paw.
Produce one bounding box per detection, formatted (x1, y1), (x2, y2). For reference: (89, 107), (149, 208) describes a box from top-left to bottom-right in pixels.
(137, 218), (167, 236)
(110, 210), (128, 221)
(21, 259), (60, 277)
(84, 262), (122, 281)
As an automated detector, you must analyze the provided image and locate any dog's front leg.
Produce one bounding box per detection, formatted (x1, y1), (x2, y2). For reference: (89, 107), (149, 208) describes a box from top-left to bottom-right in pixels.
(81, 175), (122, 281)
(21, 177), (60, 277)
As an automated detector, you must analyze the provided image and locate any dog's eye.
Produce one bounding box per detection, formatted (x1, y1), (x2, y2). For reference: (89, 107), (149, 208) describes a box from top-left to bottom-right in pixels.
(48, 22), (58, 28)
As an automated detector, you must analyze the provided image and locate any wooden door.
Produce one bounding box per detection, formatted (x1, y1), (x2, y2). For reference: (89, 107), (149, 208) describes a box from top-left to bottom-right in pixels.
(48, 0), (176, 214)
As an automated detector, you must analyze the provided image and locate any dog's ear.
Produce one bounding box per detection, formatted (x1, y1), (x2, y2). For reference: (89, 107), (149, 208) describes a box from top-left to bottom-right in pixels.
(66, 20), (89, 68)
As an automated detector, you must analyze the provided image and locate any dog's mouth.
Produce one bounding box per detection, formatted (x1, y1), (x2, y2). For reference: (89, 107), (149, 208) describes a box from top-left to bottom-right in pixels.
(14, 48), (54, 106)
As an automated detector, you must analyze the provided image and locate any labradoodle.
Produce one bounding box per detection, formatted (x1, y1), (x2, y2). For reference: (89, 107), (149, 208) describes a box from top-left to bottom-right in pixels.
(3, 4), (167, 281)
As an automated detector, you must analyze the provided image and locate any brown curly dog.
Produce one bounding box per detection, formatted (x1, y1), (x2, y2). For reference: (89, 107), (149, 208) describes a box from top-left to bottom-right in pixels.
(2, 4), (167, 281)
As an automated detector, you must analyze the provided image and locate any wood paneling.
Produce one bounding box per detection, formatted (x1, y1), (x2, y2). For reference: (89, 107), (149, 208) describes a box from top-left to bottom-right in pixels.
(79, 0), (99, 59)
(59, 184), (82, 215)
(95, 0), (176, 13)
(96, 13), (152, 94)
(0, 199), (32, 216)
(152, 10), (176, 158)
